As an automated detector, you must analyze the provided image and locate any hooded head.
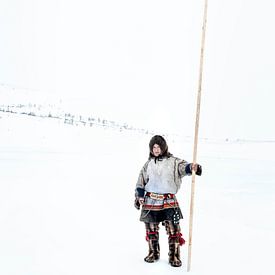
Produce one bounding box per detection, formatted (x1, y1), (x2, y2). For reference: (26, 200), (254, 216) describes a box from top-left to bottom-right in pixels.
(149, 135), (171, 159)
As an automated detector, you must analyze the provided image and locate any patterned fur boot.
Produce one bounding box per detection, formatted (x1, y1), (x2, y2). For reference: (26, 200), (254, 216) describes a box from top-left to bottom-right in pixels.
(144, 231), (160, 263)
(164, 220), (185, 267)
(168, 241), (181, 267)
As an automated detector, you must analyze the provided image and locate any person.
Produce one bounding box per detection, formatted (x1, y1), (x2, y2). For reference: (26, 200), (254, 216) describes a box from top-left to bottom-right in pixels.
(134, 135), (202, 267)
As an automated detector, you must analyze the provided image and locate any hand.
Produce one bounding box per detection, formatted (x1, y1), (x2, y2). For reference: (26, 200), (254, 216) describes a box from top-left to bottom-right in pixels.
(134, 198), (140, 210)
(134, 197), (145, 210)
(192, 163), (198, 172)
(192, 163), (202, 176)
(138, 198), (144, 205)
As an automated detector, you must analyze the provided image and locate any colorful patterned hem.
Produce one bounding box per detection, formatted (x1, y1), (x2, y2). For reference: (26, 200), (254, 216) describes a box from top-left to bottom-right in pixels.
(141, 195), (180, 211)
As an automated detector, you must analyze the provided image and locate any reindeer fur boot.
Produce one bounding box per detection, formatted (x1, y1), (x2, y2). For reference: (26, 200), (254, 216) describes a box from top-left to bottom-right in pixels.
(168, 241), (181, 267)
(144, 231), (160, 263)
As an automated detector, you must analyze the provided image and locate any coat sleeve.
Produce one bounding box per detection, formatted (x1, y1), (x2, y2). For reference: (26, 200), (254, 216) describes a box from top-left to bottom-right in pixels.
(177, 158), (192, 178)
(135, 161), (149, 198)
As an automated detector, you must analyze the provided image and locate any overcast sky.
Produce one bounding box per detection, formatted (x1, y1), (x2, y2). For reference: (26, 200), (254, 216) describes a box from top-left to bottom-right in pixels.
(0, 0), (274, 140)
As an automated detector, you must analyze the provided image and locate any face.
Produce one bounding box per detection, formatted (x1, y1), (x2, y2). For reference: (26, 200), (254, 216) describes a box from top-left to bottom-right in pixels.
(152, 144), (161, 157)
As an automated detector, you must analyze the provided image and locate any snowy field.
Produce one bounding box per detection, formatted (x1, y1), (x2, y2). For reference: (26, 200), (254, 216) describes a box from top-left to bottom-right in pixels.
(0, 112), (274, 275)
(1, 0), (275, 273)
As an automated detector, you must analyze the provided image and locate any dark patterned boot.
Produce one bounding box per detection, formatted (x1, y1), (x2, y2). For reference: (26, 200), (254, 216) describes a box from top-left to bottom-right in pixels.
(144, 232), (160, 263)
(164, 220), (185, 267)
(168, 242), (181, 267)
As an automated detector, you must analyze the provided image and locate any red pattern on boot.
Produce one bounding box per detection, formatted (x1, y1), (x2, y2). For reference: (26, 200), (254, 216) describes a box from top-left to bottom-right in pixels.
(146, 231), (158, 241)
(169, 233), (185, 246)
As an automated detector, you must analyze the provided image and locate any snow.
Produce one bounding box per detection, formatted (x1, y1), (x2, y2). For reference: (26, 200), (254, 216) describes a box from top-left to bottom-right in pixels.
(0, 111), (274, 275)
(1, 0), (275, 272)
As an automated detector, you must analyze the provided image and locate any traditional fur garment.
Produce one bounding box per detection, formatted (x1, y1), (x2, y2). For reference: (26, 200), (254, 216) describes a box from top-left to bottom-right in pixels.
(135, 135), (202, 267)
(140, 195), (183, 223)
(142, 193), (180, 210)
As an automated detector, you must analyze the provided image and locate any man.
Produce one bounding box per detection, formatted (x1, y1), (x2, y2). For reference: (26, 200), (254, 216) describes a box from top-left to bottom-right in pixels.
(134, 135), (202, 267)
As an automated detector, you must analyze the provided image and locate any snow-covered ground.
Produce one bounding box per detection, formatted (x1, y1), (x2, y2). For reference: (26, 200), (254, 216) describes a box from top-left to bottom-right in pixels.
(0, 111), (274, 275)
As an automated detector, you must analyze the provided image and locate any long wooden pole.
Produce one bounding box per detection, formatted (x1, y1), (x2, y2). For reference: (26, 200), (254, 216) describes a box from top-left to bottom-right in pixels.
(187, 0), (208, 272)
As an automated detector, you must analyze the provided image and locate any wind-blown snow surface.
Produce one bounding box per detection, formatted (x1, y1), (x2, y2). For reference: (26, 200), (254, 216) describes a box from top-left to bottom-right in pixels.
(0, 112), (274, 275)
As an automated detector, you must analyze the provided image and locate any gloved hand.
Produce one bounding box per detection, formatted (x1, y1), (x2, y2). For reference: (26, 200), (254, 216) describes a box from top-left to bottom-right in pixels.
(134, 197), (144, 210)
(134, 198), (140, 210)
(186, 163), (202, 176)
(191, 163), (202, 176)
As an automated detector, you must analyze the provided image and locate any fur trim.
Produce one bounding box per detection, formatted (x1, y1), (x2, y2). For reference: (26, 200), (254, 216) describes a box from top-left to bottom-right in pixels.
(149, 135), (172, 158)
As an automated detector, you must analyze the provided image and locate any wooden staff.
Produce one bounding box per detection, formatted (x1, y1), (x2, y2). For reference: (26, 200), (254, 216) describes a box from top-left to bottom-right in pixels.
(187, 0), (208, 272)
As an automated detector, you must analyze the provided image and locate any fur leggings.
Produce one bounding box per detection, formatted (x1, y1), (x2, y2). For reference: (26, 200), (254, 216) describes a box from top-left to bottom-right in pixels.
(145, 221), (184, 244)
(144, 221), (185, 266)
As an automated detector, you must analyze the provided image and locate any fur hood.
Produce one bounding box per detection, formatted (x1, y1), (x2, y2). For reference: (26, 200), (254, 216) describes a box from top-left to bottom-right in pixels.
(149, 135), (172, 159)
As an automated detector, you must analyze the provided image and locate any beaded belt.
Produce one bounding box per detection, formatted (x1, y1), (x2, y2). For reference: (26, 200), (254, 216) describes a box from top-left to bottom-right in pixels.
(146, 192), (175, 200)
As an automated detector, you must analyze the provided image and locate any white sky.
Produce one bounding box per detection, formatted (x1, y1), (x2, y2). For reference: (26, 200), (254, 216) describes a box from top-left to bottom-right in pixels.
(0, 0), (274, 140)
